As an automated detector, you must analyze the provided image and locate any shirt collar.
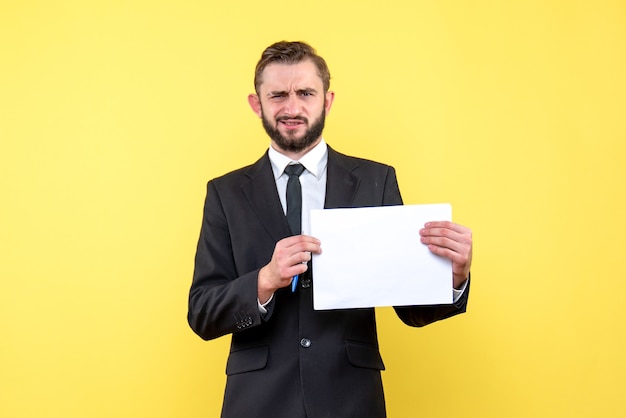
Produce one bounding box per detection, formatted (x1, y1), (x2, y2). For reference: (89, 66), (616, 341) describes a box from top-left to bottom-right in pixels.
(268, 139), (328, 180)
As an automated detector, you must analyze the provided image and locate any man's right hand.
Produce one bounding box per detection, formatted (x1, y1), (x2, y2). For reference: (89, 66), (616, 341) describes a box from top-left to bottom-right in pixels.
(258, 235), (322, 304)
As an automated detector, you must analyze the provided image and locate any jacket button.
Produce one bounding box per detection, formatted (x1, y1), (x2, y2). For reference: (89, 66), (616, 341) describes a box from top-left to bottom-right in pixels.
(300, 338), (311, 348)
(301, 278), (311, 288)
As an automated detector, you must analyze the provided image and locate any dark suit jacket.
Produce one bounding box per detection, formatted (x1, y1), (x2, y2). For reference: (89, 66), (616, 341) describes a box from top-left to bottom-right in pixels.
(188, 147), (469, 418)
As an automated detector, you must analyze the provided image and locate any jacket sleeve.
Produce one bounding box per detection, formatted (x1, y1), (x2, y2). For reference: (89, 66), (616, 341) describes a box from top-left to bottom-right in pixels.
(393, 279), (470, 327)
(187, 180), (263, 341)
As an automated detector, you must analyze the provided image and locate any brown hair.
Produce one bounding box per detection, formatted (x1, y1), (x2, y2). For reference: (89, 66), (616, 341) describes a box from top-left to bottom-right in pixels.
(254, 41), (331, 93)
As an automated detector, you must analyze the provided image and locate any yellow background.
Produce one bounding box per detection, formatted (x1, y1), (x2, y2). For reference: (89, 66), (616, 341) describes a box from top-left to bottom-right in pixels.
(1, 1), (625, 417)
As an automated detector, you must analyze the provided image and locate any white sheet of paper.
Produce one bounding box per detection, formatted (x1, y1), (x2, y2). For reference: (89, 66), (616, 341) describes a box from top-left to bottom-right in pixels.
(310, 204), (452, 310)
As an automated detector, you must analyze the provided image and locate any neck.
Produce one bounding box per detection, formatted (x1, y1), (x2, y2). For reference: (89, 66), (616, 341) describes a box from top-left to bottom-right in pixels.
(271, 137), (322, 161)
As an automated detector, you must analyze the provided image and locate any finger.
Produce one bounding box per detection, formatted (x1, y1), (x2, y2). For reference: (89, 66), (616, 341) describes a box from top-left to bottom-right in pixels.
(283, 234), (321, 244)
(287, 250), (312, 266)
(286, 239), (322, 255)
(280, 256), (310, 279)
(420, 223), (472, 249)
(421, 226), (472, 264)
(421, 233), (469, 253)
(426, 242), (469, 262)
(422, 221), (471, 235)
(420, 227), (470, 248)
(426, 243), (471, 272)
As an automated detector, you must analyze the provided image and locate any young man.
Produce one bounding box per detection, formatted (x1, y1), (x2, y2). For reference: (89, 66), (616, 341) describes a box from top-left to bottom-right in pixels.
(188, 41), (472, 418)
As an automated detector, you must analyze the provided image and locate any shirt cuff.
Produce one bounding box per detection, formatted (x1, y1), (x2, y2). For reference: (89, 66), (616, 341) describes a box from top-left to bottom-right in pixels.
(257, 294), (274, 315)
(452, 279), (468, 303)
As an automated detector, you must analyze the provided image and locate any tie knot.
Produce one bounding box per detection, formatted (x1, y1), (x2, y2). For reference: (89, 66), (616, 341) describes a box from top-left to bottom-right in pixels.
(284, 163), (305, 177)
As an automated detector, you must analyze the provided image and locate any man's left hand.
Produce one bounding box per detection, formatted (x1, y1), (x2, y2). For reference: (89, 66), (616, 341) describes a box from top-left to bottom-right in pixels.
(419, 221), (472, 289)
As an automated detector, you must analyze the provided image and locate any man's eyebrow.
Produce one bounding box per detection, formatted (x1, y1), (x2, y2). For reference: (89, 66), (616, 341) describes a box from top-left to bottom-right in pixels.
(267, 90), (288, 96)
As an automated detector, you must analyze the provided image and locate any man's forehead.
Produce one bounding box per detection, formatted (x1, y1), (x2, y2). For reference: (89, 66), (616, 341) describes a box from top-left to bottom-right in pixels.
(259, 60), (323, 90)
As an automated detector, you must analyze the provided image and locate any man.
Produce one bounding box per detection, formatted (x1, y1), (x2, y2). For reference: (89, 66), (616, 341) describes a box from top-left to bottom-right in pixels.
(188, 41), (472, 418)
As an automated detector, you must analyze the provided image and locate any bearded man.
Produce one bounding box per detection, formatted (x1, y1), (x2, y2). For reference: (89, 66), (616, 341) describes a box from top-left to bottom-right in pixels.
(188, 40), (472, 418)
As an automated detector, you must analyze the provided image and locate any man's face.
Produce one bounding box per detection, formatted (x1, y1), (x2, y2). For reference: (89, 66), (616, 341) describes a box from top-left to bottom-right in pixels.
(248, 60), (334, 155)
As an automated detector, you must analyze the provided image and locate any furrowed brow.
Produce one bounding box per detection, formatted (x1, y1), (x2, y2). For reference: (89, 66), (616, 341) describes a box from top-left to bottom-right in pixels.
(267, 90), (288, 97)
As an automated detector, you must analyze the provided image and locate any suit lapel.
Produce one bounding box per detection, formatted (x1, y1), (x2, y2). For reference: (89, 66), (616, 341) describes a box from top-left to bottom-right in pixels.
(324, 147), (361, 209)
(241, 152), (291, 242)
(239, 147), (362, 242)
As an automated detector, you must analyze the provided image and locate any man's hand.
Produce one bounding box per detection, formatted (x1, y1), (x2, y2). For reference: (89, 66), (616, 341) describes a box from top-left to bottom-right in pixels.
(419, 221), (472, 289)
(258, 235), (322, 303)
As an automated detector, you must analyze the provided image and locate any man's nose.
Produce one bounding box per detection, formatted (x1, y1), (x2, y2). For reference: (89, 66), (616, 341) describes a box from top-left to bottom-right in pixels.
(283, 94), (301, 116)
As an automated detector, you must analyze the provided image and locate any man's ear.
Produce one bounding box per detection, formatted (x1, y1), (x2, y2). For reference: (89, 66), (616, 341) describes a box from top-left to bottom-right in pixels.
(248, 94), (262, 118)
(324, 91), (335, 115)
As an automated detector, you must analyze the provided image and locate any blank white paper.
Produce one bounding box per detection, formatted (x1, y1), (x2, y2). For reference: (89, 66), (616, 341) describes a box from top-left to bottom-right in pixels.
(310, 204), (453, 310)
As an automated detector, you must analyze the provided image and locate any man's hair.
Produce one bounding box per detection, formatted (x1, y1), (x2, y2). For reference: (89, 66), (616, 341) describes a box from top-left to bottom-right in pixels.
(254, 41), (331, 94)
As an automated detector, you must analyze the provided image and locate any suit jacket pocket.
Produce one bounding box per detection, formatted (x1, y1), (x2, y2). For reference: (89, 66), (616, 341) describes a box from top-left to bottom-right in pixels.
(345, 341), (386, 370)
(225, 345), (269, 375)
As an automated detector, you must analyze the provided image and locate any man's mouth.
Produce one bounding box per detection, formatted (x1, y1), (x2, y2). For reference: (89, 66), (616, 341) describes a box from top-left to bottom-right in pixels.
(277, 116), (307, 129)
(281, 121), (304, 128)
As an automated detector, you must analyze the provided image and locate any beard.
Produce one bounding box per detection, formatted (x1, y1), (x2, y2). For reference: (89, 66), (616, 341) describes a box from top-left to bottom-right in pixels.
(261, 109), (326, 154)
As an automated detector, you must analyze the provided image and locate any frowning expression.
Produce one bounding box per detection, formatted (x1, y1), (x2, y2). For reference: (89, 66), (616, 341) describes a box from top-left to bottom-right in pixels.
(248, 60), (334, 155)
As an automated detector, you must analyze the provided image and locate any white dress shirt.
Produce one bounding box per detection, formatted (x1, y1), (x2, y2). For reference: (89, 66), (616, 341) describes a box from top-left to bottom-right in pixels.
(268, 139), (328, 235)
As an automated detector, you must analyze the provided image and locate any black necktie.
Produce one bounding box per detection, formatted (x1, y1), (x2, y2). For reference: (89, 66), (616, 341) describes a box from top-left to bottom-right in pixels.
(285, 163), (305, 235)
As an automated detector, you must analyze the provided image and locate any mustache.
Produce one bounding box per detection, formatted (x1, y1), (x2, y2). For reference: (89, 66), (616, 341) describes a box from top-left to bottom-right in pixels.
(276, 115), (308, 123)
